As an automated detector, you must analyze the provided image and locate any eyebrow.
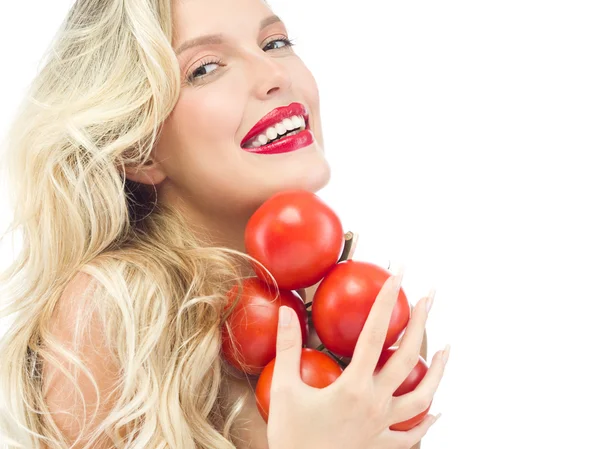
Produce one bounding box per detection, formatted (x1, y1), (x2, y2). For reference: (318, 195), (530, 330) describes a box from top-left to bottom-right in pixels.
(175, 14), (283, 56)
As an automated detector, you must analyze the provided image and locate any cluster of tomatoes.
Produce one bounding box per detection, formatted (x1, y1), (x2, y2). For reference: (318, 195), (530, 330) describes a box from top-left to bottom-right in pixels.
(220, 190), (430, 431)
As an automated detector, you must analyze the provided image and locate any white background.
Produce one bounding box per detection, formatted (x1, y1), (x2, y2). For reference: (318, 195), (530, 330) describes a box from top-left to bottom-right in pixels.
(1, 1), (599, 447)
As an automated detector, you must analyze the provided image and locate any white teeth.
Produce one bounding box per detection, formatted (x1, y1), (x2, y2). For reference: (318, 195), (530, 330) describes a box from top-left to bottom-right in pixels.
(244, 114), (307, 148)
(266, 127), (278, 140)
(283, 118), (294, 130)
(275, 123), (287, 135)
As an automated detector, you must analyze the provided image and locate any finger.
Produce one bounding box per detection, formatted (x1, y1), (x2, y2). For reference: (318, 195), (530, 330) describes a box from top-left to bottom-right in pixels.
(374, 289), (435, 395)
(379, 413), (441, 448)
(388, 345), (449, 424)
(271, 306), (302, 390)
(344, 267), (404, 379)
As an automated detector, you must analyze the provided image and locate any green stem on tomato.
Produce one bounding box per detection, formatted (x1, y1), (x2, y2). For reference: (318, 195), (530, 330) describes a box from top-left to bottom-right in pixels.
(325, 349), (349, 368)
(316, 343), (325, 351)
(304, 301), (312, 309)
(337, 231), (357, 263)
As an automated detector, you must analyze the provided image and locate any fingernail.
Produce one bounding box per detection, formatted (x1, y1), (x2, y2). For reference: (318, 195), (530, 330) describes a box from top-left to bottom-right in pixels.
(279, 306), (292, 327)
(393, 266), (405, 293)
(432, 412), (442, 425)
(426, 288), (436, 313)
(441, 344), (451, 365)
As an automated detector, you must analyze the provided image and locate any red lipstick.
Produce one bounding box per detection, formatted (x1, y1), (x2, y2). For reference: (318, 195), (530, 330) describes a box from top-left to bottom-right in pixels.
(241, 102), (314, 155)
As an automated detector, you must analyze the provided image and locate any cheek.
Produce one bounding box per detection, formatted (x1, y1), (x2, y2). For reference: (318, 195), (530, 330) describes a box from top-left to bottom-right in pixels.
(299, 66), (320, 110)
(294, 64), (323, 142)
(172, 87), (244, 150)
(154, 86), (248, 202)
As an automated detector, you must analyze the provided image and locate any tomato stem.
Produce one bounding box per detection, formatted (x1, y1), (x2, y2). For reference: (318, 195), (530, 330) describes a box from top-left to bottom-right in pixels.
(325, 349), (349, 369)
(304, 301), (312, 309)
(338, 231), (358, 263)
(316, 343), (325, 351)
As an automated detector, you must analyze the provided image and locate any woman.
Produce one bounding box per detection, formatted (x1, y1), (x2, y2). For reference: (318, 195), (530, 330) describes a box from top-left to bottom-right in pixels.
(0, 0), (448, 448)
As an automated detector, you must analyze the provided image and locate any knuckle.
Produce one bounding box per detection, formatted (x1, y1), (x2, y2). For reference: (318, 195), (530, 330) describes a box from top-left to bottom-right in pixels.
(402, 351), (419, 371)
(338, 380), (389, 423)
(367, 326), (387, 347)
(276, 337), (296, 353)
(339, 379), (367, 404)
(377, 368), (398, 388)
(269, 383), (293, 399)
(365, 400), (384, 421)
(415, 396), (431, 413)
(409, 391), (432, 413)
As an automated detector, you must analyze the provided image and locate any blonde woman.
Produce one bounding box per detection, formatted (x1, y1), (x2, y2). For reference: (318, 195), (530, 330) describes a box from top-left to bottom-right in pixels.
(0, 0), (448, 448)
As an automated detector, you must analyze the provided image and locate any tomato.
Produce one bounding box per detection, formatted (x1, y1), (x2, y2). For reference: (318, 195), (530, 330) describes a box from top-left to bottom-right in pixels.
(255, 348), (343, 422)
(312, 260), (411, 358)
(245, 190), (345, 290)
(375, 347), (431, 431)
(221, 277), (309, 375)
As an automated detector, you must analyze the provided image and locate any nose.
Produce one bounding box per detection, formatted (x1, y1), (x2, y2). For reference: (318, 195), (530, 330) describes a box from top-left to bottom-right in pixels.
(248, 51), (293, 99)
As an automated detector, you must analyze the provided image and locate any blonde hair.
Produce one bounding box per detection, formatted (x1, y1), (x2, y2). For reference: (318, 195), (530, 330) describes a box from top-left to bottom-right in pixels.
(0, 0), (261, 447)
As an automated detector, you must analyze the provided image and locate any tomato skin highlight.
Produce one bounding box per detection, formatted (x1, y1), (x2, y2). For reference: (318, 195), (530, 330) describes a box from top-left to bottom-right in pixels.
(255, 348), (343, 422)
(376, 348), (431, 431)
(312, 260), (411, 358)
(221, 277), (309, 375)
(245, 190), (345, 291)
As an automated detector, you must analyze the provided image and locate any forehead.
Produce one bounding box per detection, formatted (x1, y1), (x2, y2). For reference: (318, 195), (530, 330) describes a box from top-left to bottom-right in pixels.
(172, 0), (273, 44)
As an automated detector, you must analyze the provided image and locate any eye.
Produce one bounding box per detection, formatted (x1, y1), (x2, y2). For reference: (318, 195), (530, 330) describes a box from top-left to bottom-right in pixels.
(186, 37), (296, 84)
(263, 37), (296, 51)
(187, 58), (222, 82)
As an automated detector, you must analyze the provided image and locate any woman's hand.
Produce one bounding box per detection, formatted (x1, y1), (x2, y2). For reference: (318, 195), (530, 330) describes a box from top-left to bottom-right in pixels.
(266, 270), (448, 449)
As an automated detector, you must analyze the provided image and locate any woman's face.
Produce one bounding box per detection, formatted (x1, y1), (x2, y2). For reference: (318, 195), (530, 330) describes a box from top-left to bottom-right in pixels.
(144, 0), (330, 227)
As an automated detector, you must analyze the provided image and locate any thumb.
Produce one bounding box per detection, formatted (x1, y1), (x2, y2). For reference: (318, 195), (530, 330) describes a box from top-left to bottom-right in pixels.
(271, 305), (302, 388)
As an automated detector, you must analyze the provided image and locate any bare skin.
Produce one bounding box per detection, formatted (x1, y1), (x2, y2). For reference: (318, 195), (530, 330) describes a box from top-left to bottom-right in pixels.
(45, 0), (440, 447)
(125, 0), (331, 254)
(220, 244), (430, 449)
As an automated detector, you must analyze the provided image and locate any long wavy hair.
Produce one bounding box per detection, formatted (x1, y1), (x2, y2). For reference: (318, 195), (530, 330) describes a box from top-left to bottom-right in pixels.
(0, 0), (264, 447)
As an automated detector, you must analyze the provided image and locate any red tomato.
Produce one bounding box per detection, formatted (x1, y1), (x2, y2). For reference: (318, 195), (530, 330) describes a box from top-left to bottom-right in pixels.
(245, 190), (344, 290)
(255, 348), (343, 422)
(221, 277), (309, 375)
(312, 260), (411, 357)
(375, 347), (431, 431)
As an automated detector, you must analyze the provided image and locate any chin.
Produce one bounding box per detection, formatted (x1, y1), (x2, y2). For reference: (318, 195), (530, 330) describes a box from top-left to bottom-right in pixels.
(291, 139), (331, 193)
(242, 158), (329, 215)
(305, 159), (331, 193)
(280, 155), (331, 194)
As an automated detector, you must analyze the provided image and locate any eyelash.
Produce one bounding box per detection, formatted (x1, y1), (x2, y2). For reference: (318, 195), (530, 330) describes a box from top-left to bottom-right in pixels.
(186, 37), (296, 84)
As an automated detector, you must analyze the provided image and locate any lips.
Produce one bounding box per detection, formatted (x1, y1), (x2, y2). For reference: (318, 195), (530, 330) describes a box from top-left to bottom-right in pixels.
(241, 102), (309, 148)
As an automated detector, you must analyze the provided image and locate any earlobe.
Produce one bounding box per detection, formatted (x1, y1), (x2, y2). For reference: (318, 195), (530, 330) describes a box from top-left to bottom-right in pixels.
(124, 160), (167, 186)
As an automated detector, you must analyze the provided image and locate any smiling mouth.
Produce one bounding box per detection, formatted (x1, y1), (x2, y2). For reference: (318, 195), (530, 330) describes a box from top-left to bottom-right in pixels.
(242, 115), (308, 149)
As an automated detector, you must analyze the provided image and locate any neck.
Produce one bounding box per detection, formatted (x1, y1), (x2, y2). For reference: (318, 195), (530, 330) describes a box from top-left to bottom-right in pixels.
(158, 185), (256, 276)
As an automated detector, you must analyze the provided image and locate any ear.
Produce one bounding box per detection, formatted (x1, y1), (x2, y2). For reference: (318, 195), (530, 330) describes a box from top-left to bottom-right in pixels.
(124, 159), (167, 186)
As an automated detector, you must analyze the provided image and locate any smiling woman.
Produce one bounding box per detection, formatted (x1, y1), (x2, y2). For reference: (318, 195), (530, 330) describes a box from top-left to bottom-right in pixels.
(138, 1), (331, 231)
(0, 0), (442, 448)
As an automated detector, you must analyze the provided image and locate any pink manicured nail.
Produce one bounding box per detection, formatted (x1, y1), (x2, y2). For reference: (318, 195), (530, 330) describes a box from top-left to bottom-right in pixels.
(426, 288), (436, 312)
(441, 344), (451, 365)
(279, 306), (292, 327)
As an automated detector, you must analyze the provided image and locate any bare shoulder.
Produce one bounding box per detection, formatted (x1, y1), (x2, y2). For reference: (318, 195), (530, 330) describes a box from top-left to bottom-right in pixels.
(42, 271), (120, 448)
(49, 272), (95, 328)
